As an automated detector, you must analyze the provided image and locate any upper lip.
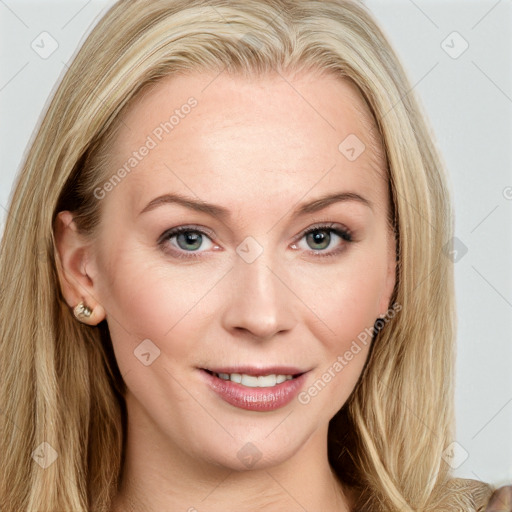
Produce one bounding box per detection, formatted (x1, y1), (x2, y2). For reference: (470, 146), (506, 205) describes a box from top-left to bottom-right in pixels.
(202, 366), (308, 376)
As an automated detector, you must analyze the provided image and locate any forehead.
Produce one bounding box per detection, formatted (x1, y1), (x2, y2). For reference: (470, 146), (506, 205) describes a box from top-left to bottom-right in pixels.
(106, 69), (387, 215)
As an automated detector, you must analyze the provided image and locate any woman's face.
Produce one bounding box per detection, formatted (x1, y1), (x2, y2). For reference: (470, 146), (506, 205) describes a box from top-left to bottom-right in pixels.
(72, 70), (396, 471)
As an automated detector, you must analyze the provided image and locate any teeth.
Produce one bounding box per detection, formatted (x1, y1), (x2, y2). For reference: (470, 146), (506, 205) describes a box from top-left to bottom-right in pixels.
(214, 372), (295, 387)
(230, 373), (242, 383)
(242, 375), (259, 387)
(258, 375), (276, 387)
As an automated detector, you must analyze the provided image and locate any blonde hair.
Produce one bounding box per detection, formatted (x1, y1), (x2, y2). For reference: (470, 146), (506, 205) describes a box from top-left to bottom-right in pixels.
(0, 0), (495, 510)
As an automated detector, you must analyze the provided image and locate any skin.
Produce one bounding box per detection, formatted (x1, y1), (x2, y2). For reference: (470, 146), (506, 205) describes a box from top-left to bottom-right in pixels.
(54, 69), (399, 511)
(487, 486), (512, 512)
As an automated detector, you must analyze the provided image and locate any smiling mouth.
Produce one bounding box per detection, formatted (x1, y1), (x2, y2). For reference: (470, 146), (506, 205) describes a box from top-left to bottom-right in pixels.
(200, 367), (309, 411)
(203, 369), (303, 388)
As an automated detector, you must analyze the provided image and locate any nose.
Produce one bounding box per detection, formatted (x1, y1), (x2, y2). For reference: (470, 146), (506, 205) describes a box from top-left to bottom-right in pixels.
(220, 249), (297, 341)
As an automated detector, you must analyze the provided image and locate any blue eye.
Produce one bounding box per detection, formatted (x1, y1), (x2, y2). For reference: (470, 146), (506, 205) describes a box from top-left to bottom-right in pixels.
(159, 226), (215, 256)
(306, 229), (331, 250)
(175, 231), (204, 251)
(293, 224), (353, 257)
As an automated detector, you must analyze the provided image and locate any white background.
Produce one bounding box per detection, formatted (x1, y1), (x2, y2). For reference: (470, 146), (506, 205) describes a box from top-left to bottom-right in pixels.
(1, 0), (511, 486)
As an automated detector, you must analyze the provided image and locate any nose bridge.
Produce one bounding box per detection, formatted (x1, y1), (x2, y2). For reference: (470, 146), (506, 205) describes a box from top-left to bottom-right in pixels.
(221, 236), (296, 338)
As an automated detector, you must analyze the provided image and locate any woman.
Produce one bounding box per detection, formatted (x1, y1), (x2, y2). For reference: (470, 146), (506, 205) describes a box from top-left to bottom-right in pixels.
(0, 0), (510, 510)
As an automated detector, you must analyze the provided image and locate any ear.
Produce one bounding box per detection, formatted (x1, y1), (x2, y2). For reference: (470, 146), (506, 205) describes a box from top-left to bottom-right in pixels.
(53, 211), (106, 325)
(377, 227), (398, 317)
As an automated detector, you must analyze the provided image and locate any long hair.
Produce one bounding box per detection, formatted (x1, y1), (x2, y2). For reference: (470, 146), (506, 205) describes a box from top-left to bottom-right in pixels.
(0, 0), (495, 510)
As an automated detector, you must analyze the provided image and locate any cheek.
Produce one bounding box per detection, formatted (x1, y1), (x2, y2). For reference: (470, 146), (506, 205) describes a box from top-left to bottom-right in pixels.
(95, 241), (228, 367)
(290, 248), (388, 411)
(291, 247), (388, 344)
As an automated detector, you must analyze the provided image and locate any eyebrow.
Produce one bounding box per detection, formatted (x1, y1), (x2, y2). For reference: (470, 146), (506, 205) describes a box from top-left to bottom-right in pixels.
(138, 191), (372, 218)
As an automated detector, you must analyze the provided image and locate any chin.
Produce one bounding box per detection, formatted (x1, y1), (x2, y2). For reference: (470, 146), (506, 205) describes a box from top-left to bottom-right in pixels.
(188, 424), (312, 473)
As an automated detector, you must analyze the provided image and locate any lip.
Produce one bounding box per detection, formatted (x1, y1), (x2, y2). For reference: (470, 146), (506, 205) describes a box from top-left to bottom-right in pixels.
(204, 365), (307, 376)
(199, 367), (309, 412)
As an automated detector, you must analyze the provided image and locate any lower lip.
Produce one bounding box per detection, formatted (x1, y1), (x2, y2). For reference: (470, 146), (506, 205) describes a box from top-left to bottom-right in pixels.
(200, 370), (307, 411)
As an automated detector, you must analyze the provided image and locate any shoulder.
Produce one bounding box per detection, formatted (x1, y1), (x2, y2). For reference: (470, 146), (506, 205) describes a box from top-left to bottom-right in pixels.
(445, 478), (494, 511)
(344, 478), (495, 511)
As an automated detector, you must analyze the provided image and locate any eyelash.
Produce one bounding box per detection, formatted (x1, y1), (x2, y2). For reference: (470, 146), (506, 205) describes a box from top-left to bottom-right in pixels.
(158, 223), (353, 260)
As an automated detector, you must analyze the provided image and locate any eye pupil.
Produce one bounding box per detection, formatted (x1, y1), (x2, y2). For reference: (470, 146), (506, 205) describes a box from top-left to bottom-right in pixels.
(177, 231), (202, 251)
(306, 230), (330, 250)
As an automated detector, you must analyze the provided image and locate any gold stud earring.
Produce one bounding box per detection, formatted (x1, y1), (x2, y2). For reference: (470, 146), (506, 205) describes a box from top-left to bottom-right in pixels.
(73, 302), (93, 322)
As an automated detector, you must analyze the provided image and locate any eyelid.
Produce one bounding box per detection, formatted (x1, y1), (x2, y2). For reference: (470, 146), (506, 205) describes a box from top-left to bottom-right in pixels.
(292, 222), (353, 244)
(290, 222), (353, 258)
(157, 224), (216, 245)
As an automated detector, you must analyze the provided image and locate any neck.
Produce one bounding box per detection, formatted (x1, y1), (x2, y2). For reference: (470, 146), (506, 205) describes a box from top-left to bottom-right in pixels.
(111, 396), (354, 512)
